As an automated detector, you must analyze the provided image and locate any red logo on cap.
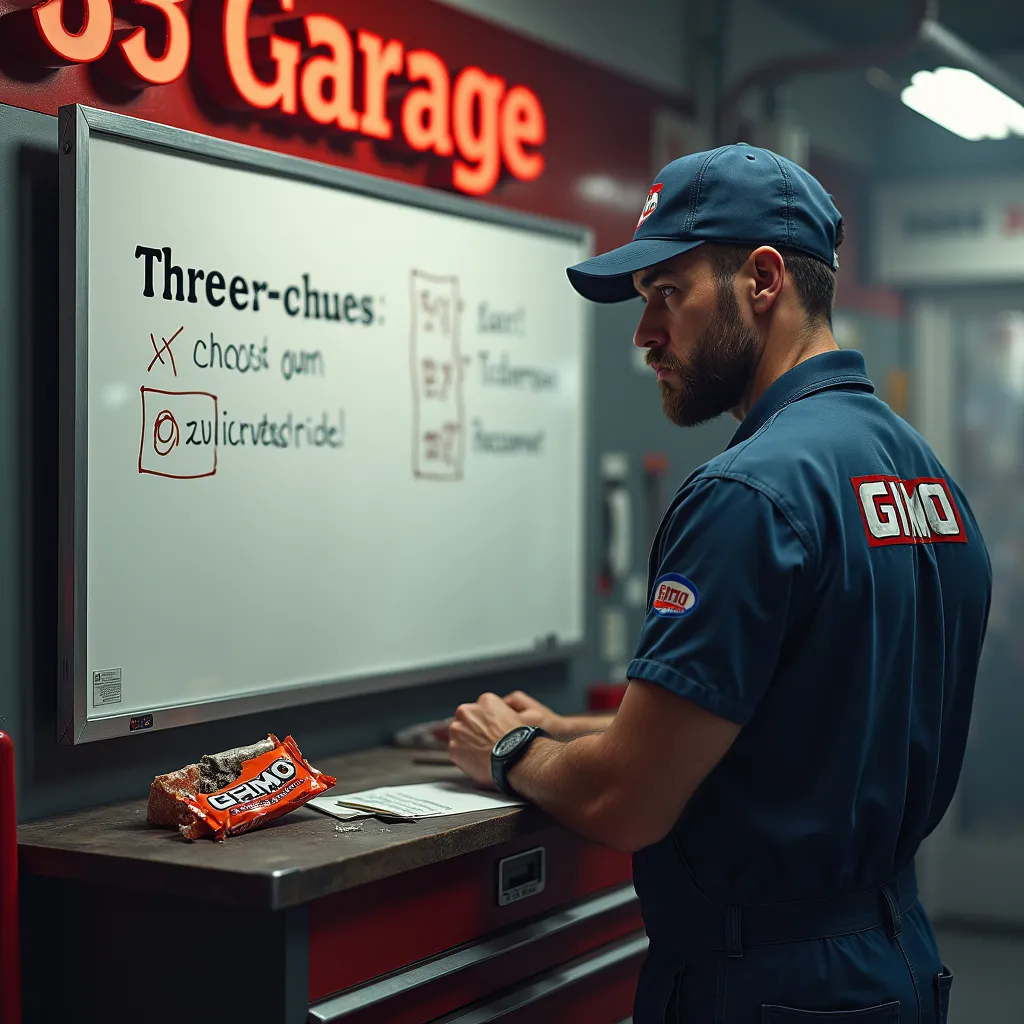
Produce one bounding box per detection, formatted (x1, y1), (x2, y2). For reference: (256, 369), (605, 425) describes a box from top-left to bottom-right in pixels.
(637, 183), (663, 229)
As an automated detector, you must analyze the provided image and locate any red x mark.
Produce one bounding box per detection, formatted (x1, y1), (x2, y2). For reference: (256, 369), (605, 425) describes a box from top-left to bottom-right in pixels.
(148, 326), (183, 376)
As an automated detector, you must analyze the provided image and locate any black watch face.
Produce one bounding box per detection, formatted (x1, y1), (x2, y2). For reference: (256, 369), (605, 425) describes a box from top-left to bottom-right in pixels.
(494, 726), (531, 758)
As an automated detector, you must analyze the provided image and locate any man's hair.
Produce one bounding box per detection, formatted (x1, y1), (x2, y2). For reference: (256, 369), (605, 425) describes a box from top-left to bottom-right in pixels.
(705, 220), (845, 326)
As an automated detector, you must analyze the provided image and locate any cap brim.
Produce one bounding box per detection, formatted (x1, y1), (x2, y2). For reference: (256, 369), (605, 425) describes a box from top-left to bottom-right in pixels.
(566, 238), (705, 303)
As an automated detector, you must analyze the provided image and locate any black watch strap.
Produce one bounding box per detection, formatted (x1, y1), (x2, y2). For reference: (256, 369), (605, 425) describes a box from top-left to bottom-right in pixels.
(491, 726), (549, 796)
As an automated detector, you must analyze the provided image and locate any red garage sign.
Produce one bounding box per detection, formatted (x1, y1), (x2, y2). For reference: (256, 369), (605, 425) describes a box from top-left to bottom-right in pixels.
(9, 0), (546, 196)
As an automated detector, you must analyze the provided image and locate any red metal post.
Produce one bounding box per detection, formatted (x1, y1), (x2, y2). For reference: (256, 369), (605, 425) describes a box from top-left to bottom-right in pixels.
(0, 732), (20, 1024)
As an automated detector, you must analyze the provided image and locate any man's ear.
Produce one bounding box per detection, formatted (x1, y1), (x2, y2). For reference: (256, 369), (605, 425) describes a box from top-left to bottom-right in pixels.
(747, 246), (785, 314)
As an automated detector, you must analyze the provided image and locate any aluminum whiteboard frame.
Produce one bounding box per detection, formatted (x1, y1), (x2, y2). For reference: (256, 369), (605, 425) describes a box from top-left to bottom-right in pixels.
(57, 104), (593, 745)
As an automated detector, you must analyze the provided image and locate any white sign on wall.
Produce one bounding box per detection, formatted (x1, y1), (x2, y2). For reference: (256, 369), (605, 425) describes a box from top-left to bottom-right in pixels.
(873, 175), (1024, 285)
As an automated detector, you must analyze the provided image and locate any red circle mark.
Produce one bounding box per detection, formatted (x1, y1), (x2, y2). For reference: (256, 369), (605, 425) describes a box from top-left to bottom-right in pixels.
(153, 410), (179, 456)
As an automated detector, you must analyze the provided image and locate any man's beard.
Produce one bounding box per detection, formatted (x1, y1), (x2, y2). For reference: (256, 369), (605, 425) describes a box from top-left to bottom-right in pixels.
(652, 280), (762, 427)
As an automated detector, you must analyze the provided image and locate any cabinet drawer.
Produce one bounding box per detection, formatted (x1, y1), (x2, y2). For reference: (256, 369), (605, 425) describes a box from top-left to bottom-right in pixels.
(309, 826), (633, 1001)
(427, 932), (647, 1024)
(309, 884), (643, 1024)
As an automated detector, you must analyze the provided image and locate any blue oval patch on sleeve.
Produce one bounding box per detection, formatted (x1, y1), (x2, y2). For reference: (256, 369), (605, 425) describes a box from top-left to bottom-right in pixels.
(652, 573), (699, 617)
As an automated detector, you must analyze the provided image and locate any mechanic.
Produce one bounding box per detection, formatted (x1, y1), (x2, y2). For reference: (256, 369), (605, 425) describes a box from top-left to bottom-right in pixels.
(447, 144), (992, 1023)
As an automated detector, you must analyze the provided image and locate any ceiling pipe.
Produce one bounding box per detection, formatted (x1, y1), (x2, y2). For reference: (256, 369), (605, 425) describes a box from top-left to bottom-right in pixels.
(918, 18), (1024, 109)
(715, 0), (937, 145)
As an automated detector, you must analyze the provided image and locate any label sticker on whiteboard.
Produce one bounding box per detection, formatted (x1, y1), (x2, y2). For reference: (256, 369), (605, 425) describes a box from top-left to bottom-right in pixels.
(92, 667), (123, 706)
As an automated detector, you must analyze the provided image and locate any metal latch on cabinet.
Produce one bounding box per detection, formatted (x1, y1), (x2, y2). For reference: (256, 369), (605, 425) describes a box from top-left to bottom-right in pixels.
(497, 846), (546, 906)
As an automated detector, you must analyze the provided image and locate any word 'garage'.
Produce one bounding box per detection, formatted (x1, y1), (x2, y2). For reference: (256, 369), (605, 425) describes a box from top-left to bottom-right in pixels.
(25, 0), (545, 196)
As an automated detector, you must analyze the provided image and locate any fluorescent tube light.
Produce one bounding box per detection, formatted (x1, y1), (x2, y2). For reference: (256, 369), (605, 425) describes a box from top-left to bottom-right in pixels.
(900, 66), (1024, 140)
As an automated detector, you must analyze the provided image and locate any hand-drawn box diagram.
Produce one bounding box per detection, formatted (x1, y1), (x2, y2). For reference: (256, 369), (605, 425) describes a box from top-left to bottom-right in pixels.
(410, 271), (465, 480)
(139, 387), (218, 479)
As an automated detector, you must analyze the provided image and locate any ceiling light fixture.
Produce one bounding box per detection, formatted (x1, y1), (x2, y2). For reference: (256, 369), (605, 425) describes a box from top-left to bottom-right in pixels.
(900, 65), (1024, 140)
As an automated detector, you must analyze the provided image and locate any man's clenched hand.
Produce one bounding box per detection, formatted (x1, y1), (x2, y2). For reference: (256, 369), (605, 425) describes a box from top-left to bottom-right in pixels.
(448, 692), (528, 787)
(502, 691), (567, 733)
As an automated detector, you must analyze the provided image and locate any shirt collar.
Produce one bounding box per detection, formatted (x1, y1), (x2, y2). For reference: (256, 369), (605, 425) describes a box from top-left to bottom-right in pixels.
(727, 349), (875, 450)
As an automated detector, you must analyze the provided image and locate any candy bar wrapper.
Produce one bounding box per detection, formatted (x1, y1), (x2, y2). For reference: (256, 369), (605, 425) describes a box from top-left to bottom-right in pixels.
(176, 734), (336, 841)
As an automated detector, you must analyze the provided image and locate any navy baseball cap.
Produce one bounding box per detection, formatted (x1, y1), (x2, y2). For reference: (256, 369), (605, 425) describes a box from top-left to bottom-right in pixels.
(567, 143), (843, 303)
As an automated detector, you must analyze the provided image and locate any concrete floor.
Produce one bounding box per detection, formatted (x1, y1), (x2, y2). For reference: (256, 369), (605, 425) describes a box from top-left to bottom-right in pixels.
(936, 927), (1024, 1024)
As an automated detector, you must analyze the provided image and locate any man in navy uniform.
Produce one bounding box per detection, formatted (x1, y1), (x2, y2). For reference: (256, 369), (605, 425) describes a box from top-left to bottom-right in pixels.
(448, 144), (991, 1023)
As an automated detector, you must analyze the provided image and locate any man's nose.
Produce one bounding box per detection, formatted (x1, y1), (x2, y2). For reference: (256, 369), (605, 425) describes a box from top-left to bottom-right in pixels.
(633, 306), (668, 350)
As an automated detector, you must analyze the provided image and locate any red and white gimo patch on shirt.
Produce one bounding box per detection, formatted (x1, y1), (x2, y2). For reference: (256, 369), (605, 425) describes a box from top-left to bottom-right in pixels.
(852, 475), (966, 547)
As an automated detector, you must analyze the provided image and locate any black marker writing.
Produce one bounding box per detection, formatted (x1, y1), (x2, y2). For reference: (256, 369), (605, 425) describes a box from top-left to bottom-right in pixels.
(134, 245), (377, 326)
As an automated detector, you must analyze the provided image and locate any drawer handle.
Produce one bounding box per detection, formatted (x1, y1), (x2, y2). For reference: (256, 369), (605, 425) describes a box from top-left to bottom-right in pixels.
(440, 933), (649, 1023)
(309, 883), (639, 1022)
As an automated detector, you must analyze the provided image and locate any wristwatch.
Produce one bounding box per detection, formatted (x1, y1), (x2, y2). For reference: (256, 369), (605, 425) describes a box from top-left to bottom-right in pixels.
(491, 725), (549, 797)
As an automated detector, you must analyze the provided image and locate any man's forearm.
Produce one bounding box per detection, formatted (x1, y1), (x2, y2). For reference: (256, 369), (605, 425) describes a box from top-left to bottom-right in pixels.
(554, 712), (616, 737)
(507, 731), (637, 850)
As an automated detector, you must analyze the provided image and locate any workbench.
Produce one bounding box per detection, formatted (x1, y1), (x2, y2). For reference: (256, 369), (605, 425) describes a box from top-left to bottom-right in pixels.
(18, 747), (644, 1023)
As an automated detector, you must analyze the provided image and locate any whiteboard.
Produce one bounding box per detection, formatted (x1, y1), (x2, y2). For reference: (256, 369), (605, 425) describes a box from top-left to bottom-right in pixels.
(58, 106), (590, 744)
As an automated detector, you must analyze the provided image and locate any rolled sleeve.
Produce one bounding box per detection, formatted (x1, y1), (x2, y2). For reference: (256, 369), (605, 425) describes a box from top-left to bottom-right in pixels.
(627, 475), (811, 725)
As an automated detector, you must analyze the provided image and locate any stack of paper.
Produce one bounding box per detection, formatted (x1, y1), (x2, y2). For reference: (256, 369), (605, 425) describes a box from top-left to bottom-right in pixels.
(307, 780), (525, 822)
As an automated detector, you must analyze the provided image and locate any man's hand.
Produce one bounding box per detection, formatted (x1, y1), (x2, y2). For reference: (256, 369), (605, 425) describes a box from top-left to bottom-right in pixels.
(503, 691), (567, 733)
(433, 692), (562, 747)
(448, 692), (528, 788)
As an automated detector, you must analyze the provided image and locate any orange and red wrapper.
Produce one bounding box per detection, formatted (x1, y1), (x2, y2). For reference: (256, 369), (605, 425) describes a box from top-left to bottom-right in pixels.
(176, 734), (335, 841)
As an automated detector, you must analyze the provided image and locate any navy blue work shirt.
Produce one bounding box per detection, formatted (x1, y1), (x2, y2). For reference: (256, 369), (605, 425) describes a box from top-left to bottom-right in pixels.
(628, 350), (992, 904)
